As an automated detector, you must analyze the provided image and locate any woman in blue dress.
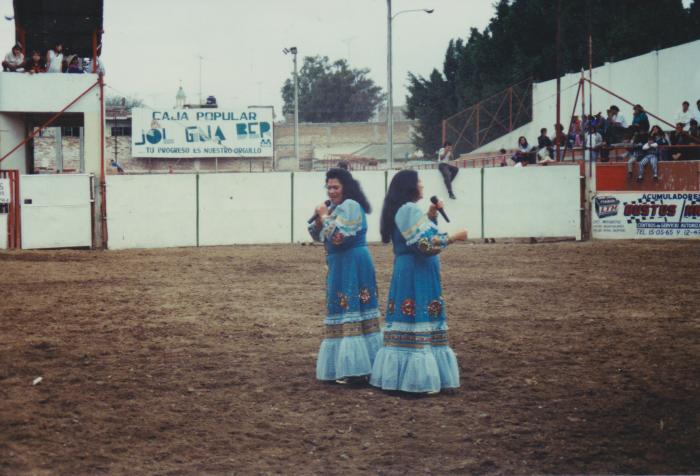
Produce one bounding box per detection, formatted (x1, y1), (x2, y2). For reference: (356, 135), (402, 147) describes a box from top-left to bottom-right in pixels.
(370, 170), (467, 394)
(308, 168), (382, 384)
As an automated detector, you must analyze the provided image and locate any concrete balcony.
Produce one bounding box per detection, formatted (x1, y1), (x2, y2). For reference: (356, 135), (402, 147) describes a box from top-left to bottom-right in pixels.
(0, 72), (100, 114)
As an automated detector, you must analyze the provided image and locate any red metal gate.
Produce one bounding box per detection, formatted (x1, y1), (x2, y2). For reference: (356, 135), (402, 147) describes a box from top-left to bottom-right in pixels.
(0, 170), (21, 249)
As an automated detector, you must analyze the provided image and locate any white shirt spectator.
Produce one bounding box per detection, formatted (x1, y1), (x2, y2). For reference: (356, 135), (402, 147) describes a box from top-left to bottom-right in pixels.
(611, 113), (627, 128)
(693, 103), (700, 124)
(584, 131), (604, 161)
(676, 108), (692, 131)
(4, 50), (24, 68)
(46, 50), (63, 73)
(437, 147), (453, 163)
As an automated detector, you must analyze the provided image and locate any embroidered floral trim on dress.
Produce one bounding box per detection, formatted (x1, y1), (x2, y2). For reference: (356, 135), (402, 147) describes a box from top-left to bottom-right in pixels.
(400, 298), (416, 317)
(337, 292), (349, 309)
(359, 287), (372, 304)
(387, 300), (395, 315)
(427, 299), (442, 318)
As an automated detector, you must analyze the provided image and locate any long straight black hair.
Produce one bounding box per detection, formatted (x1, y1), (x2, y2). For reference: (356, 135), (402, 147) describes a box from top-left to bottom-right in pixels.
(380, 169), (419, 243)
(326, 168), (371, 213)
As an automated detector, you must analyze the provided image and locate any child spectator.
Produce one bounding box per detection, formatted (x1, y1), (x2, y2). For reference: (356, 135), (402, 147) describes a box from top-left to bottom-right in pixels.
(2, 44), (24, 72)
(675, 101), (692, 131)
(24, 50), (44, 74)
(498, 148), (509, 167)
(46, 42), (64, 73)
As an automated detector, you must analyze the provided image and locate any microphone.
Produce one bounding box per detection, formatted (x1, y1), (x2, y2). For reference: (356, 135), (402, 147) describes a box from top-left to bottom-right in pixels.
(308, 200), (332, 224)
(430, 195), (450, 223)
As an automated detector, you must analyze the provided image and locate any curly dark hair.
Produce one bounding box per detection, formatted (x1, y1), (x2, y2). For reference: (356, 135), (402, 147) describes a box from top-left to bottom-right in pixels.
(325, 168), (371, 214)
(380, 169), (419, 243)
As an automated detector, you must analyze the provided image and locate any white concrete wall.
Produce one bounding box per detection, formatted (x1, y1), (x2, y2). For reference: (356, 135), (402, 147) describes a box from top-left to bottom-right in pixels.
(199, 172), (292, 245)
(105, 167), (581, 249)
(483, 165), (581, 240)
(107, 175), (197, 249)
(0, 74), (101, 113)
(475, 40), (700, 153)
(0, 213), (6, 249)
(0, 113), (27, 173)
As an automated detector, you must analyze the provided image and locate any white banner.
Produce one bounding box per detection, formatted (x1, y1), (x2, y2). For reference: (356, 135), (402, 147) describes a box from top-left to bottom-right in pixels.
(0, 178), (10, 204)
(131, 108), (273, 158)
(592, 192), (700, 239)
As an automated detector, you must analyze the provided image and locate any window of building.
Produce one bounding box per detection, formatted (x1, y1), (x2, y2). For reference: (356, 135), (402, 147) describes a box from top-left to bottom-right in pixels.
(111, 127), (132, 137)
(62, 127), (82, 137)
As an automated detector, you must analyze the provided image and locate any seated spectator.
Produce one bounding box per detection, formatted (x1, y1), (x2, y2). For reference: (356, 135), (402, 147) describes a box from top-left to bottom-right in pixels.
(46, 42), (64, 73)
(631, 104), (650, 134)
(24, 50), (44, 74)
(511, 136), (533, 166)
(694, 99), (700, 124)
(2, 44), (24, 72)
(551, 123), (567, 160)
(689, 119), (699, 140)
(634, 125), (667, 181)
(568, 115), (582, 147)
(336, 160), (349, 170)
(65, 55), (83, 73)
(675, 101), (692, 131)
(669, 123), (690, 161)
(536, 127), (553, 163)
(605, 105), (629, 143)
(626, 130), (649, 178)
(584, 125), (604, 162)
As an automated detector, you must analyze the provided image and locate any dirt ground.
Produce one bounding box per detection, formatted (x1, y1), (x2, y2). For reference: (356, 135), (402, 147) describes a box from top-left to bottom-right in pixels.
(1, 240), (699, 475)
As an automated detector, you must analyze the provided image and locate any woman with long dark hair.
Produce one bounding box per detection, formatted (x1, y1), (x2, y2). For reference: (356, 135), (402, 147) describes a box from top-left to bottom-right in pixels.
(370, 170), (467, 394)
(308, 168), (381, 384)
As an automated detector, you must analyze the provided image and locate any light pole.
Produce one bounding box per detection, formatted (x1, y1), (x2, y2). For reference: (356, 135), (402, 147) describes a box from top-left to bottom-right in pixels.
(387, 2), (433, 169)
(197, 55), (205, 106)
(284, 46), (300, 164)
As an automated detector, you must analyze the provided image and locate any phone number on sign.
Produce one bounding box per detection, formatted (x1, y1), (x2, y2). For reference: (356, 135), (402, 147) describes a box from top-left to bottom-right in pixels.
(636, 229), (700, 236)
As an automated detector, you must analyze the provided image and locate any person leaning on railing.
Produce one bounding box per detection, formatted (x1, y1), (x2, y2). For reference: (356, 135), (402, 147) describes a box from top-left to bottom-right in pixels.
(2, 44), (24, 72)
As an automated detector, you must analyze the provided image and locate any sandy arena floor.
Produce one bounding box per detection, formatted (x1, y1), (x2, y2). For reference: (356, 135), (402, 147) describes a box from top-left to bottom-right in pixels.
(1, 240), (699, 475)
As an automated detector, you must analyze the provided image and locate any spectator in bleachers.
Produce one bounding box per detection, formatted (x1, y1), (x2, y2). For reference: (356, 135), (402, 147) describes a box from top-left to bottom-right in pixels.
(551, 123), (567, 160)
(626, 128), (649, 178)
(675, 101), (692, 131)
(66, 55), (83, 74)
(635, 125), (667, 181)
(46, 42), (64, 73)
(606, 105), (627, 143)
(631, 104), (650, 133)
(337, 160), (349, 170)
(2, 44), (24, 72)
(669, 123), (690, 161)
(693, 99), (700, 124)
(24, 50), (44, 74)
(437, 141), (458, 199)
(568, 116), (582, 147)
(536, 127), (553, 163)
(498, 148), (509, 167)
(689, 119), (699, 140)
(511, 136), (533, 166)
(584, 125), (604, 162)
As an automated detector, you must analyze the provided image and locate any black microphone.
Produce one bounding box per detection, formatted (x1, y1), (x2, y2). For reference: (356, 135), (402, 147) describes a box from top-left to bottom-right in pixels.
(308, 200), (332, 224)
(430, 195), (450, 223)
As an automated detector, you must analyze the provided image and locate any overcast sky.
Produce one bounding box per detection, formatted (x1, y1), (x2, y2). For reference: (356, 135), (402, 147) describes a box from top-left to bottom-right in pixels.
(0, 0), (497, 116)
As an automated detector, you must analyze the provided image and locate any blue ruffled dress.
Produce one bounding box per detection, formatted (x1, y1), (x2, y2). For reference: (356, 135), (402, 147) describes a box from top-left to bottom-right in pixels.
(370, 202), (460, 393)
(308, 199), (382, 381)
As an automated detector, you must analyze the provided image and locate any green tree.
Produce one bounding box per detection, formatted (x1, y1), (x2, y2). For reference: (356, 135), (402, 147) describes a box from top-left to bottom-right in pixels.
(105, 96), (144, 110)
(407, 0), (699, 155)
(281, 55), (385, 123)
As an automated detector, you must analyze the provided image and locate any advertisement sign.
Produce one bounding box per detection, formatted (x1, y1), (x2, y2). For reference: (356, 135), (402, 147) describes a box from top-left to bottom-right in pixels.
(0, 178), (9, 204)
(592, 192), (700, 239)
(131, 108), (273, 158)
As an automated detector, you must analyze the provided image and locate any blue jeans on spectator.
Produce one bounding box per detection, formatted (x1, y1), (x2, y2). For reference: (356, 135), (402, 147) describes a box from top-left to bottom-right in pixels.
(638, 154), (658, 179)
